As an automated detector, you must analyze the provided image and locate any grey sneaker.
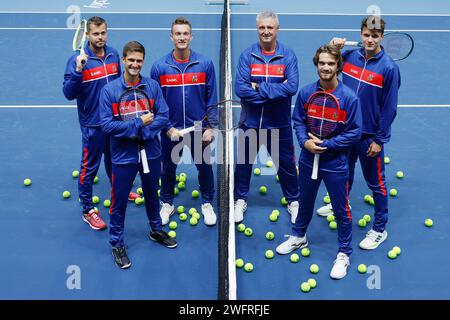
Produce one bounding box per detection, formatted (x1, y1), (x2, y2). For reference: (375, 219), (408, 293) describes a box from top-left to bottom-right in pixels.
(276, 235), (308, 255)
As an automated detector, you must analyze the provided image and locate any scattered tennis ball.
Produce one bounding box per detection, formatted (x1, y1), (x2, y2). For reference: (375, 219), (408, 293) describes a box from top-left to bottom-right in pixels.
(358, 264), (367, 273)
(358, 219), (367, 228)
(396, 171), (404, 179)
(323, 195), (331, 204)
(72, 170), (79, 178)
(24, 178), (32, 186)
(364, 194), (372, 203)
(301, 248), (310, 257)
(253, 168), (261, 176)
(392, 246), (401, 255)
(363, 214), (371, 222)
(103, 199), (111, 207)
(310, 264), (319, 274)
(327, 214), (335, 222)
(175, 175), (179, 182)
(192, 212), (201, 220)
(259, 186), (267, 195)
(290, 253), (300, 263)
(384, 156), (390, 164)
(93, 207), (99, 213)
(192, 190), (200, 198)
(237, 223), (246, 232)
(179, 175), (187, 183)
(389, 188), (398, 197)
(265, 231), (275, 240)
(93, 176), (99, 184)
(236, 259), (244, 268)
(189, 208), (197, 215)
(169, 221), (178, 230)
(179, 173), (187, 180)
(136, 187), (143, 195)
(272, 209), (280, 217)
(92, 196), (100, 204)
(244, 227), (253, 237)
(174, 187), (179, 196)
(168, 230), (176, 238)
(281, 197), (288, 206)
(388, 250), (397, 259)
(369, 197), (375, 206)
(266, 160), (273, 168)
(179, 213), (187, 221)
(177, 181), (185, 190)
(329, 221), (337, 230)
(244, 263), (254, 272)
(62, 191), (71, 199)
(269, 213), (278, 222)
(189, 217), (198, 226)
(307, 278), (317, 289)
(424, 218), (433, 227)
(265, 250), (274, 259)
(300, 282), (311, 293)
(135, 197), (144, 205)
(177, 205), (185, 214)
(276, 175), (279, 182)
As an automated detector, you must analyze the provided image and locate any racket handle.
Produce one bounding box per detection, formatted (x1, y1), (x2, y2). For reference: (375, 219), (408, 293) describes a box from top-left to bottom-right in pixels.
(178, 126), (196, 136)
(80, 48), (87, 65)
(344, 41), (359, 46)
(311, 154), (320, 180)
(140, 148), (150, 174)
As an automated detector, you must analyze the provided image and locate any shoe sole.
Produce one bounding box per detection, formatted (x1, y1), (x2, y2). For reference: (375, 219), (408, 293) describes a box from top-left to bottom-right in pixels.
(82, 216), (106, 230)
(330, 270), (347, 280)
(149, 234), (178, 248)
(112, 252), (131, 269)
(359, 232), (388, 250)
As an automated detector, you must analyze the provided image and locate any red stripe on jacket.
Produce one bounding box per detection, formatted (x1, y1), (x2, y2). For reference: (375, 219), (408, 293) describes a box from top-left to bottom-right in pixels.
(112, 98), (154, 116)
(304, 103), (347, 123)
(250, 64), (285, 77)
(159, 72), (206, 87)
(342, 62), (384, 88)
(82, 63), (119, 82)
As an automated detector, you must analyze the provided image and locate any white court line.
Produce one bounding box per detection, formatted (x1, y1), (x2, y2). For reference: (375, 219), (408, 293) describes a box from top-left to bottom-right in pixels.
(1, 105), (450, 108)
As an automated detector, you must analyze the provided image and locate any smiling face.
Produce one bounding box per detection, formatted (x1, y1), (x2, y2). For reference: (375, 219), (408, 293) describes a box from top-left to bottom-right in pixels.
(317, 53), (339, 83)
(122, 51), (144, 78)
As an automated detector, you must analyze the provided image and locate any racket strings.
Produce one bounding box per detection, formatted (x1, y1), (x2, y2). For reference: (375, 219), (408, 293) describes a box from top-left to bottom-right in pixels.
(307, 94), (340, 139)
(118, 91), (150, 121)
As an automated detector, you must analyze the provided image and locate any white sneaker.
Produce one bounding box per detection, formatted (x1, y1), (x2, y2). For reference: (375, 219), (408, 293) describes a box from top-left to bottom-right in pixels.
(159, 203), (175, 226)
(234, 199), (247, 223)
(288, 201), (299, 224)
(276, 235), (308, 255)
(330, 252), (350, 279)
(201, 203), (217, 226)
(359, 229), (388, 250)
(316, 203), (352, 217)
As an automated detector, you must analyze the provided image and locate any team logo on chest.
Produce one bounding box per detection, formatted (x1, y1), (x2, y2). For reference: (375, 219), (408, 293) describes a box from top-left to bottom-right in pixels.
(367, 74), (374, 81)
(192, 75), (198, 83)
(278, 66), (284, 74)
(112, 65), (117, 72)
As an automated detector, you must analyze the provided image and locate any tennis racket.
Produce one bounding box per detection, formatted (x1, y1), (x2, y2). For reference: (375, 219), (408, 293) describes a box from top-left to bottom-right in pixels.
(305, 91), (341, 180)
(345, 32), (414, 61)
(72, 19), (87, 65)
(118, 88), (153, 174)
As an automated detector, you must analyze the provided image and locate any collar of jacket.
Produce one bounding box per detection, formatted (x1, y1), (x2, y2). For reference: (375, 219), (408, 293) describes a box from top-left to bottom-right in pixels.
(83, 42), (115, 59)
(119, 74), (148, 89)
(314, 79), (343, 95)
(356, 46), (385, 61)
(164, 49), (200, 66)
(250, 41), (285, 60)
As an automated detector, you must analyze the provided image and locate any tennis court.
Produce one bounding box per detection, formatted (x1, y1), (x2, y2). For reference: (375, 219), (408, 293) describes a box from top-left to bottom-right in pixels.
(0, 0), (449, 301)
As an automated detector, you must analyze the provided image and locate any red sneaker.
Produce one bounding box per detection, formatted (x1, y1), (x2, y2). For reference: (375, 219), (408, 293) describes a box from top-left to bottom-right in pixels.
(128, 191), (141, 201)
(82, 209), (107, 230)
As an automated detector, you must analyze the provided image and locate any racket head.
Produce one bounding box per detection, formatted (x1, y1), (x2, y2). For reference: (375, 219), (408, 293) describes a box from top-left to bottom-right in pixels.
(73, 19), (87, 52)
(382, 32), (414, 61)
(305, 91), (341, 140)
(215, 98), (243, 132)
(117, 88), (152, 122)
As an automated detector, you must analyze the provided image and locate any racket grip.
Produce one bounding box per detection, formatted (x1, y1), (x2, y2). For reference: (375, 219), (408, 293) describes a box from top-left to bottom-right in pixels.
(140, 148), (150, 174)
(80, 48), (87, 65)
(178, 126), (196, 135)
(311, 154), (319, 180)
(344, 41), (359, 46)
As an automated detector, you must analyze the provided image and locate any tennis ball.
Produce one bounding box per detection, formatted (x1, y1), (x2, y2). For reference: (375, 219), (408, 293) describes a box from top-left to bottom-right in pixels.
(179, 173), (187, 180)
(269, 213), (278, 222)
(62, 191), (71, 199)
(244, 263), (254, 272)
(24, 178), (32, 186)
(276, 175), (280, 182)
(179, 175), (186, 183)
(92, 196), (100, 204)
(265, 250), (274, 259)
(307, 278), (317, 289)
(174, 187), (179, 196)
(396, 171), (404, 179)
(168, 230), (176, 238)
(179, 213), (187, 221)
(384, 156), (390, 164)
(424, 218), (433, 227)
(103, 199), (111, 207)
(388, 250), (397, 259)
(329, 221), (337, 230)
(364, 194), (372, 203)
(157, 189), (160, 198)
(136, 187), (143, 195)
(192, 190), (200, 198)
(94, 176), (99, 184)
(323, 195), (331, 204)
(237, 223), (246, 232)
(189, 208), (197, 215)
(272, 209), (280, 217)
(392, 246), (401, 255)
(177, 205), (185, 214)
(159, 179), (162, 187)
(235, 259), (244, 268)
(389, 188), (398, 197)
(177, 181), (185, 190)
(358, 264), (367, 273)
(290, 253), (300, 263)
(93, 207), (99, 213)
(175, 175), (180, 182)
(310, 264), (319, 274)
(135, 197), (143, 205)
(265, 231), (275, 240)
(244, 227), (253, 237)
(253, 168), (261, 176)
(169, 221), (178, 230)
(327, 214), (335, 222)
(363, 214), (371, 222)
(281, 197), (288, 206)
(300, 282), (311, 293)
(192, 212), (201, 220)
(266, 160), (273, 168)
(72, 170), (79, 178)
(301, 247), (310, 257)
(358, 219), (367, 228)
(189, 217), (198, 226)
(259, 186), (267, 195)
(369, 197), (375, 206)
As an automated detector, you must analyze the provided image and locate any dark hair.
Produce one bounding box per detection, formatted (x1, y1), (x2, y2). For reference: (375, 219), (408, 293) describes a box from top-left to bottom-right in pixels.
(361, 15), (386, 34)
(171, 17), (192, 32)
(122, 41), (146, 58)
(87, 16), (107, 32)
(312, 44), (343, 74)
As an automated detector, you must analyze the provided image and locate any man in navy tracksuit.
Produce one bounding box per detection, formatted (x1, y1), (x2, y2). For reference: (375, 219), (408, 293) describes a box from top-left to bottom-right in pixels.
(276, 44), (362, 279)
(100, 41), (176, 269)
(151, 17), (218, 226)
(234, 11), (299, 224)
(319, 16), (401, 250)
(63, 16), (140, 231)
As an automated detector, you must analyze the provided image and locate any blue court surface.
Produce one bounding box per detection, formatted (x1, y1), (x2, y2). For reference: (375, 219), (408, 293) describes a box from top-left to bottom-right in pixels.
(0, 0), (450, 303)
